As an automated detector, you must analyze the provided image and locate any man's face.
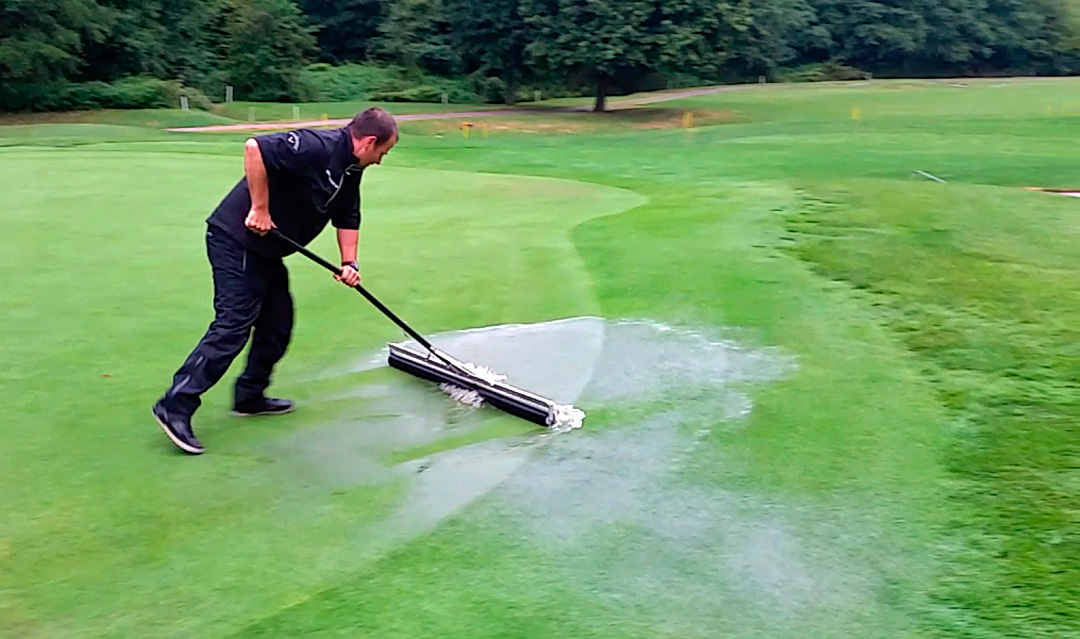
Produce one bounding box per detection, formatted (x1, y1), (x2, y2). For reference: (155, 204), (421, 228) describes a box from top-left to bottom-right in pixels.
(355, 133), (397, 167)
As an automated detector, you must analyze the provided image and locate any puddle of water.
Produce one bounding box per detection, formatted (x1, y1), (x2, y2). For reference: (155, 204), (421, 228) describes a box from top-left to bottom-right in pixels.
(384, 440), (534, 536)
(349, 316), (607, 405)
(275, 317), (790, 539)
(578, 319), (792, 404)
(270, 317), (909, 635)
(490, 415), (876, 630)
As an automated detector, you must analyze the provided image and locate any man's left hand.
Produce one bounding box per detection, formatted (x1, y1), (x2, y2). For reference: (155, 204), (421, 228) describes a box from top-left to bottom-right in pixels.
(336, 264), (361, 287)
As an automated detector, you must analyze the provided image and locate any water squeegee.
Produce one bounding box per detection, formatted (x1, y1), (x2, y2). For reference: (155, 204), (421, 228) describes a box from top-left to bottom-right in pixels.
(271, 230), (584, 432)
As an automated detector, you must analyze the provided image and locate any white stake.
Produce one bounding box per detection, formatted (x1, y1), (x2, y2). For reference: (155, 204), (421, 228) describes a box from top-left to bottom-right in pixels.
(913, 170), (947, 183)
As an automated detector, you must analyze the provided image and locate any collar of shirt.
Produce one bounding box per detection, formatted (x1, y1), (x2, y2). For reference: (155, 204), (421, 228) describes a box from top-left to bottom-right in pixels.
(335, 127), (361, 170)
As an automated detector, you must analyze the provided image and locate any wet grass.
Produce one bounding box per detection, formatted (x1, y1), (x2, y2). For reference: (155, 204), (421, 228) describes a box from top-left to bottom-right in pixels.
(1, 77), (1078, 638)
(0, 150), (635, 638)
(783, 181), (1079, 635)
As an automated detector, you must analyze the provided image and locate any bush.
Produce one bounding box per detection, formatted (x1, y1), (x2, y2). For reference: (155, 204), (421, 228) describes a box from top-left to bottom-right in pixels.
(50, 77), (214, 111)
(368, 85), (443, 102)
(369, 82), (479, 103)
(305, 62), (484, 103)
(468, 74), (506, 103)
(302, 63), (400, 101)
(778, 62), (871, 83)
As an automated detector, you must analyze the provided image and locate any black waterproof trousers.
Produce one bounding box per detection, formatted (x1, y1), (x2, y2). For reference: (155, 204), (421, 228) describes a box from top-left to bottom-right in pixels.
(158, 226), (294, 417)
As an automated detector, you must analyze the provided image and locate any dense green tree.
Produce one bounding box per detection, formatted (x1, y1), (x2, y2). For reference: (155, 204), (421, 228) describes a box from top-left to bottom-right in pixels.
(300, 0), (386, 63)
(803, 0), (1074, 75)
(726, 0), (830, 79)
(75, 0), (224, 91)
(221, 0), (317, 101)
(1062, 0), (1080, 71)
(446, 0), (529, 102)
(377, 0), (461, 74)
(808, 0), (926, 68)
(78, 0), (169, 81)
(982, 0), (1072, 72)
(444, 0), (531, 103)
(3, 0), (1080, 112)
(159, 0), (228, 92)
(521, 0), (738, 111)
(920, 0), (992, 70)
(0, 0), (107, 109)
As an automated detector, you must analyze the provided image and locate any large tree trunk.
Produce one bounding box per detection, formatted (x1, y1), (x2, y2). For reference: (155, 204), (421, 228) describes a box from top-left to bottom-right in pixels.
(593, 71), (610, 112)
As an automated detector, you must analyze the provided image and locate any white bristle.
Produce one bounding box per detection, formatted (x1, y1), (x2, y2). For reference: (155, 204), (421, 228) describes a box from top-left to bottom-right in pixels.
(436, 358), (586, 434)
(548, 403), (586, 434)
(439, 383), (485, 408)
(456, 361), (507, 385)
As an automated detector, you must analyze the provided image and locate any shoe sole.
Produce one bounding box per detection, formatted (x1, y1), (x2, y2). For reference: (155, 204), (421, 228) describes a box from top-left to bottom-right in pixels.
(153, 410), (205, 455)
(230, 405), (296, 418)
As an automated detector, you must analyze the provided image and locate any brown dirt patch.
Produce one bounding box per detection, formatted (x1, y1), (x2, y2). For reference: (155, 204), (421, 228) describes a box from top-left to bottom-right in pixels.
(622, 108), (737, 129)
(402, 107), (737, 136)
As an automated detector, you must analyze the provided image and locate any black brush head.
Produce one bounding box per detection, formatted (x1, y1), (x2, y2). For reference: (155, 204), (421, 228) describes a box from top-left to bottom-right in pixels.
(387, 344), (553, 427)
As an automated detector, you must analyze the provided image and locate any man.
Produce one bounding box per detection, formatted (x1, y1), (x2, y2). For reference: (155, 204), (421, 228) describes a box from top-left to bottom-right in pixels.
(152, 107), (399, 455)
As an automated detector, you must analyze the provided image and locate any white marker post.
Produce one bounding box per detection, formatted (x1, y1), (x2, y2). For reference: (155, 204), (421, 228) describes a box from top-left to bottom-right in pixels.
(913, 170), (947, 183)
(225, 85), (234, 103)
(180, 96), (189, 111)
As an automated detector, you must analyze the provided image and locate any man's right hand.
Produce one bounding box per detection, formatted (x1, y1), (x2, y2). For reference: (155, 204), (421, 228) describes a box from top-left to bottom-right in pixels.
(245, 207), (274, 235)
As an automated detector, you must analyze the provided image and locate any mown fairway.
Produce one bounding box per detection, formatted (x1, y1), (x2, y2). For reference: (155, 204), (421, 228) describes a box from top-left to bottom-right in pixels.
(1, 78), (1077, 638)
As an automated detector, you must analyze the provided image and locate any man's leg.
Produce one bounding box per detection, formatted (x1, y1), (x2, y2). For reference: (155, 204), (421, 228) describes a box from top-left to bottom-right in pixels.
(232, 259), (295, 415)
(154, 228), (268, 452)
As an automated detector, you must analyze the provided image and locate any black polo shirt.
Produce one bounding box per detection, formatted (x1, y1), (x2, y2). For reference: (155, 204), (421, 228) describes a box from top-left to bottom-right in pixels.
(207, 126), (363, 258)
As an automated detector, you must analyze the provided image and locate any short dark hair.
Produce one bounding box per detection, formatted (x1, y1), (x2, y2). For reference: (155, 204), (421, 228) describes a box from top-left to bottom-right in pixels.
(348, 107), (397, 145)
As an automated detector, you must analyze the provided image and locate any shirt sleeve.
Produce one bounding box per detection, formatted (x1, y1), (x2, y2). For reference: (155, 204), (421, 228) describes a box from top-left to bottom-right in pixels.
(332, 189), (361, 230)
(255, 129), (330, 177)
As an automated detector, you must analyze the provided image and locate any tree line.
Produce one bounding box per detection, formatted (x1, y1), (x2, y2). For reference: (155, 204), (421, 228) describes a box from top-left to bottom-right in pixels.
(2, 0), (1077, 112)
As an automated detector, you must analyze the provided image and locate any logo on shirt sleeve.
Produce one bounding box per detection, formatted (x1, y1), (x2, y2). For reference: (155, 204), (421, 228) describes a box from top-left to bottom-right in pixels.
(287, 132), (300, 152)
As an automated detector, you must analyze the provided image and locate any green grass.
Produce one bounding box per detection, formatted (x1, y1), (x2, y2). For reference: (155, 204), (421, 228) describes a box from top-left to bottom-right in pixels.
(1, 77), (1077, 638)
(0, 108), (237, 128)
(783, 181), (1079, 634)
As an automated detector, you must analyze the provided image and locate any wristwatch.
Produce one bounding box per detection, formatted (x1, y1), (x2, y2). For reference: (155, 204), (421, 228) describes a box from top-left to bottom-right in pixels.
(341, 261), (359, 272)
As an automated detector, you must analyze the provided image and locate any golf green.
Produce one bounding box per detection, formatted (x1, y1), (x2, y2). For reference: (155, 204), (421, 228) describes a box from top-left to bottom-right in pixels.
(1, 78), (1076, 639)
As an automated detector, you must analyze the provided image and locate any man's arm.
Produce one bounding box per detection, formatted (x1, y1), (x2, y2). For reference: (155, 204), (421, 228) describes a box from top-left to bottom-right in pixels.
(244, 138), (273, 235)
(337, 228), (358, 264)
(334, 228), (360, 286)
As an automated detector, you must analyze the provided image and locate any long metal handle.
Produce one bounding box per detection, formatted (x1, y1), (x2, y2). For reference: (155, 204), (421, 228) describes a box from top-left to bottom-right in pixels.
(269, 229), (439, 354)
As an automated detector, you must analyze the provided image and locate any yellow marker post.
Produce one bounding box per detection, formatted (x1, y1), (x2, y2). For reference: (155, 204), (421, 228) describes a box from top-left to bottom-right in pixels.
(852, 104), (863, 121)
(461, 122), (471, 138)
(682, 111), (694, 129)
(322, 113), (328, 124)
(481, 123), (489, 138)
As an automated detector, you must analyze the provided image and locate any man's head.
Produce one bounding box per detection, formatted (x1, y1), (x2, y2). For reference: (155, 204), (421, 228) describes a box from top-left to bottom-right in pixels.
(348, 107), (398, 167)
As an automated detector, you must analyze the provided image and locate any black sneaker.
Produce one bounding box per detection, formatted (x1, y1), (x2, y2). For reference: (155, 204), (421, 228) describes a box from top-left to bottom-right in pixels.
(152, 402), (205, 455)
(231, 397), (295, 417)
